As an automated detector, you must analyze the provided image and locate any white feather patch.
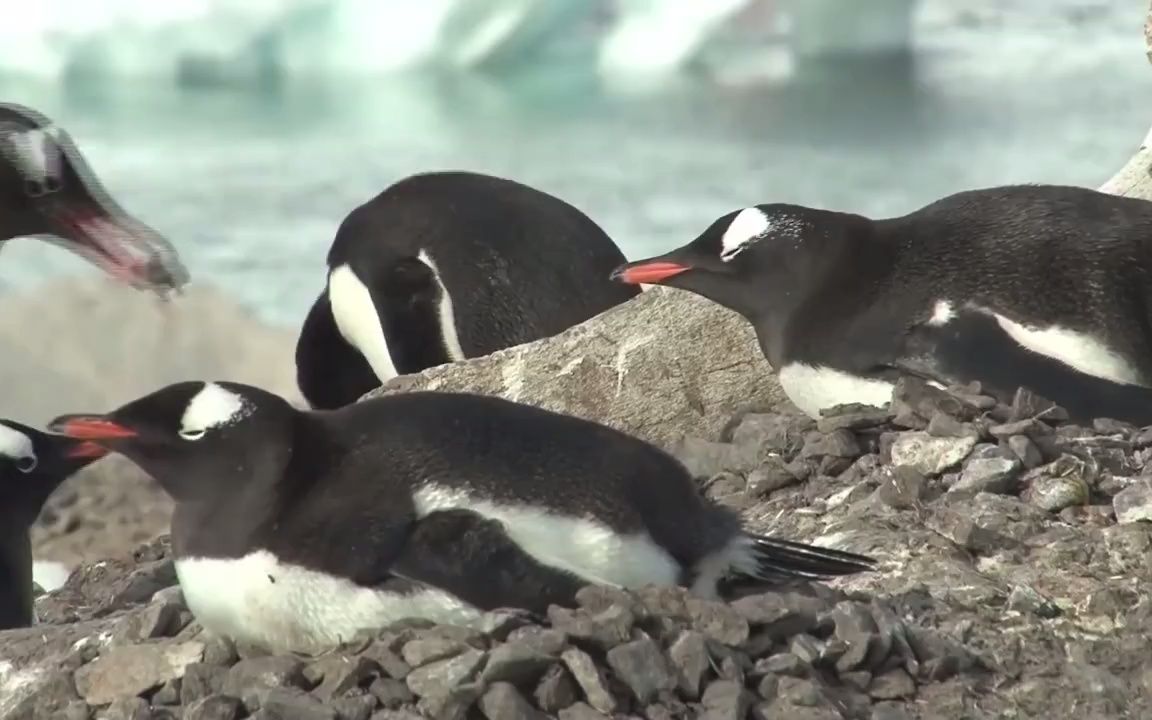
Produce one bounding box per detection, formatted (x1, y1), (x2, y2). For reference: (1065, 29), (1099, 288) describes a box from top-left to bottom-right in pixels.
(176, 552), (483, 655)
(990, 312), (1142, 386)
(181, 383), (250, 434)
(412, 483), (681, 589)
(327, 263), (399, 384)
(417, 249), (466, 362)
(778, 363), (895, 419)
(720, 207), (770, 261)
(0, 424), (33, 461)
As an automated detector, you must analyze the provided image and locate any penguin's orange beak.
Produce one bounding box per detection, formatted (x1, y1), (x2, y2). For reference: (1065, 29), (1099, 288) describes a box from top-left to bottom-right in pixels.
(610, 260), (691, 285)
(48, 415), (137, 441)
(67, 441), (110, 459)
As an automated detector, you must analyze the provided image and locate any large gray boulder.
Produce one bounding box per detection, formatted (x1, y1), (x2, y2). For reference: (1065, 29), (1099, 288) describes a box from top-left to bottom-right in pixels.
(368, 287), (796, 448)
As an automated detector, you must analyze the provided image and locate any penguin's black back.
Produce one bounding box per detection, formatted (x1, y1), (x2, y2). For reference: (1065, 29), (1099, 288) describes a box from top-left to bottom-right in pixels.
(329, 171), (640, 354)
(179, 391), (737, 587)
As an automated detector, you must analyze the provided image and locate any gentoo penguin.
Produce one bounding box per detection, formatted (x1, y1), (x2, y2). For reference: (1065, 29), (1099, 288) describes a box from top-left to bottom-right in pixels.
(0, 419), (106, 630)
(49, 380), (875, 654)
(0, 102), (188, 294)
(611, 184), (1152, 426)
(295, 171), (640, 410)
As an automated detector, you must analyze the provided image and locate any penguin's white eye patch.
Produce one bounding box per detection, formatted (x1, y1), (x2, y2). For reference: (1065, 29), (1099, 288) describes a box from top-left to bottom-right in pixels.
(0, 126), (63, 192)
(719, 207), (771, 262)
(178, 382), (252, 440)
(0, 424), (35, 465)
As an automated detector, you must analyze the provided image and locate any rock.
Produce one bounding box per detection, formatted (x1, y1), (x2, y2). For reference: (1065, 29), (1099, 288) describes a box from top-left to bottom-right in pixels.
(675, 439), (761, 478)
(477, 682), (548, 720)
(184, 695), (243, 720)
(1006, 585), (1061, 618)
(925, 412), (976, 439)
(799, 430), (862, 459)
(1023, 468), (1091, 512)
(533, 664), (579, 713)
(746, 457), (800, 497)
(952, 455), (1021, 494)
(1008, 435), (1045, 469)
(400, 638), (468, 668)
(560, 647), (618, 715)
(370, 288), (791, 449)
(730, 592), (821, 640)
(257, 687), (338, 720)
(827, 602), (880, 673)
(100, 697), (150, 720)
(75, 641), (205, 705)
(1008, 388), (1067, 423)
(816, 405), (893, 433)
(202, 636), (238, 667)
(700, 679), (755, 720)
(890, 432), (977, 475)
(668, 630), (710, 699)
(686, 598), (750, 646)
(416, 682), (482, 720)
(222, 657), (309, 698)
(547, 605), (634, 651)
(758, 653), (806, 677)
(331, 695), (377, 720)
(360, 644), (412, 681)
(152, 677), (182, 705)
(557, 702), (610, 720)
(504, 628), (568, 658)
(404, 649), (485, 698)
(868, 669), (916, 700)
(479, 642), (553, 687)
(874, 465), (927, 509)
(181, 663), (226, 705)
(774, 677), (828, 707)
(729, 413), (813, 456)
(309, 655), (381, 700)
(1114, 478), (1152, 523)
(888, 377), (980, 427)
(605, 635), (678, 704)
(368, 677), (415, 709)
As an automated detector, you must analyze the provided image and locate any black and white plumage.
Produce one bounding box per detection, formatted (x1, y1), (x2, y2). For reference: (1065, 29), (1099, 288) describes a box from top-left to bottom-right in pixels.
(49, 380), (875, 654)
(0, 419), (105, 630)
(0, 102), (188, 295)
(612, 184), (1152, 426)
(295, 171), (640, 410)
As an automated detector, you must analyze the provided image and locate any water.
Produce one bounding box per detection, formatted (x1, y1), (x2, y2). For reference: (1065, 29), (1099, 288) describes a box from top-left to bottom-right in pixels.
(0, 0), (1150, 331)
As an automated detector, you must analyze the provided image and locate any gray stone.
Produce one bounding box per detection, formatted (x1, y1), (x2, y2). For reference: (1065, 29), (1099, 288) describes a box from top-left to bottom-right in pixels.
(774, 677), (826, 707)
(477, 682), (549, 720)
(1007, 585), (1062, 618)
(75, 641), (205, 705)
(686, 598), (750, 646)
(361, 643), (412, 680)
(1024, 470), (1091, 512)
(117, 601), (184, 642)
(561, 647), (619, 715)
(668, 630), (710, 699)
(533, 663), (579, 713)
(63, 701), (92, 720)
(868, 669), (916, 700)
(309, 655), (381, 700)
(874, 465), (927, 509)
(990, 419), (1053, 439)
(400, 638), (468, 668)
(184, 695), (243, 720)
(701, 680), (755, 720)
(827, 602), (880, 673)
(222, 656), (309, 699)
(605, 635), (678, 704)
(369, 710), (427, 720)
(416, 682), (482, 720)
(504, 627), (569, 657)
(816, 406), (893, 433)
(547, 605), (634, 651)
(480, 642), (553, 687)
(751, 704), (842, 720)
(1008, 388), (1067, 423)
(674, 439), (761, 478)
(799, 429), (861, 459)
(730, 593), (821, 639)
(181, 663), (226, 706)
(257, 687), (338, 720)
(890, 432), (977, 475)
(758, 653), (805, 677)
(369, 288), (792, 450)
(952, 456), (1021, 494)
(925, 411), (974, 439)
(369, 677), (415, 709)
(746, 457), (800, 497)
(557, 703), (610, 720)
(1114, 478), (1152, 523)
(201, 636), (238, 667)
(870, 702), (914, 720)
(99, 698), (150, 720)
(404, 648), (486, 698)
(1008, 435), (1045, 468)
(331, 695), (378, 720)
(788, 635), (822, 665)
(151, 677), (181, 705)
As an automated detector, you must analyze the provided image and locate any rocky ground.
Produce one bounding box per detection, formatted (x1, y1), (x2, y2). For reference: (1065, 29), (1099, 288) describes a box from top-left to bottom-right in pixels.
(3, 375), (1151, 719)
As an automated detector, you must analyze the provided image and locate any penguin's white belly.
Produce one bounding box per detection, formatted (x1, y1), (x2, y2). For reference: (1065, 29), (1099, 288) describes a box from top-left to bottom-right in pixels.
(412, 484), (682, 588)
(777, 363), (896, 419)
(175, 553), (483, 654)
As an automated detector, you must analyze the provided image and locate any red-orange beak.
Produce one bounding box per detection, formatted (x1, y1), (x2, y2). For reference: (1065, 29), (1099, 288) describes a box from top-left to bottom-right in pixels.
(48, 415), (137, 440)
(67, 441), (110, 459)
(609, 261), (691, 285)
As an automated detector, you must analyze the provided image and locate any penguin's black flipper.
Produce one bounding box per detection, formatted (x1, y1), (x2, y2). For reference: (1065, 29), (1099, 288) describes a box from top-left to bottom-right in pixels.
(897, 307), (1152, 427)
(742, 535), (877, 582)
(388, 509), (587, 614)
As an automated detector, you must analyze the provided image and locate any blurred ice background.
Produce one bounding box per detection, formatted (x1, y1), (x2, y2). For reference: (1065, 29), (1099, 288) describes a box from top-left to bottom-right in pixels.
(0, 0), (1150, 428)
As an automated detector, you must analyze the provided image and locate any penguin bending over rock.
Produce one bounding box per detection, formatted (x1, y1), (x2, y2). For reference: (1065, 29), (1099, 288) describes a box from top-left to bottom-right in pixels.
(0, 419), (106, 630)
(612, 184), (1152, 426)
(50, 380), (875, 654)
(295, 171), (640, 410)
(0, 102), (188, 295)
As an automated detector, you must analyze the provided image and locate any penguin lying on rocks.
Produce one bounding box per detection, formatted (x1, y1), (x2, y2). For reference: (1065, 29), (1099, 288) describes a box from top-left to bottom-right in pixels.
(0, 419), (106, 630)
(612, 184), (1152, 426)
(295, 171), (640, 410)
(49, 380), (876, 654)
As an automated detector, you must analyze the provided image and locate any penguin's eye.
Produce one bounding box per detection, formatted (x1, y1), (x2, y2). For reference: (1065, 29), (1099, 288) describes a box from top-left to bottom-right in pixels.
(179, 428), (206, 441)
(15, 455), (37, 473)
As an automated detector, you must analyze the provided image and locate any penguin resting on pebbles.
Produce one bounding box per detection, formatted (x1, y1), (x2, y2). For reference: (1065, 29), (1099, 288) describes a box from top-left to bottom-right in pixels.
(50, 380), (875, 654)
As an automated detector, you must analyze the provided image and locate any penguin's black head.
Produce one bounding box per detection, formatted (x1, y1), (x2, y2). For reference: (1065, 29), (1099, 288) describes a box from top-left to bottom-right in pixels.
(0, 419), (106, 528)
(0, 102), (188, 296)
(47, 381), (296, 501)
(610, 204), (863, 321)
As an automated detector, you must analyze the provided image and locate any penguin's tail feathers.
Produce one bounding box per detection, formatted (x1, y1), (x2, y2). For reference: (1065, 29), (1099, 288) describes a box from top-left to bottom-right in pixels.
(736, 533), (878, 582)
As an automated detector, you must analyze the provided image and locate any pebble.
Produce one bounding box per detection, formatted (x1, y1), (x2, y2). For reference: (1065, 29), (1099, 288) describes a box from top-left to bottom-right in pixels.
(1113, 478), (1152, 523)
(561, 647), (619, 715)
(890, 432), (977, 475)
(1008, 435), (1045, 468)
(404, 649), (486, 698)
(1023, 470), (1090, 512)
(951, 455), (1021, 494)
(75, 641), (206, 705)
(183, 695), (243, 720)
(746, 456), (801, 497)
(533, 664), (579, 713)
(478, 682), (549, 720)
